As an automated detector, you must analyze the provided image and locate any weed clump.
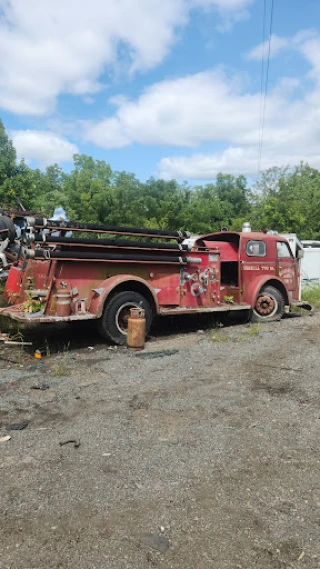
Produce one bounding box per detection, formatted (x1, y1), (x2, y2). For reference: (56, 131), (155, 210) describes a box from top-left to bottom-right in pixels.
(302, 285), (320, 309)
(52, 364), (68, 377)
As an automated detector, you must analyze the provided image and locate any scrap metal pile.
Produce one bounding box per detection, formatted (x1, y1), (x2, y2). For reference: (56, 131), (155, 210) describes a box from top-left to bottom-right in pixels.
(0, 214), (21, 280)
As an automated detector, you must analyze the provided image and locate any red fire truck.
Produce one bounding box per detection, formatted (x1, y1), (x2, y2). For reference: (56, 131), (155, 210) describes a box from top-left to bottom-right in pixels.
(0, 215), (310, 344)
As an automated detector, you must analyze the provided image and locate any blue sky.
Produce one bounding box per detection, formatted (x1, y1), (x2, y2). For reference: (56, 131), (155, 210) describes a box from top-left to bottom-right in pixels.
(0, 0), (320, 183)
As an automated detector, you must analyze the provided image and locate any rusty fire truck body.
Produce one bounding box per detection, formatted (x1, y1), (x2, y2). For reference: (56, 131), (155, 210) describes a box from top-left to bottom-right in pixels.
(0, 215), (309, 344)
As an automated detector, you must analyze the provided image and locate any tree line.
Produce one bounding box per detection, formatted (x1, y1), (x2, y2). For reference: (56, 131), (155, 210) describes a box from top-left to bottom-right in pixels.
(1, 119), (319, 239)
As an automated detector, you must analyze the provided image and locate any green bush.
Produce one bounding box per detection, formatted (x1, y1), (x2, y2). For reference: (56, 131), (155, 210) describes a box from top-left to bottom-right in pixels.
(302, 285), (320, 309)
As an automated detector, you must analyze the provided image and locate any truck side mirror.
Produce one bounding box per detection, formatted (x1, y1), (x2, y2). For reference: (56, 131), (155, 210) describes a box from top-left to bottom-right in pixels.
(297, 249), (304, 259)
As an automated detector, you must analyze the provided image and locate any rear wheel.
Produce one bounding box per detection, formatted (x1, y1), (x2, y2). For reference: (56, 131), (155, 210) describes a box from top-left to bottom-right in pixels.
(97, 291), (152, 345)
(251, 285), (285, 323)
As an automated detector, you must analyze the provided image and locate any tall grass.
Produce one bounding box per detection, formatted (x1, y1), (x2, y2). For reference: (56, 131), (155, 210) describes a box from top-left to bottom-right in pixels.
(302, 285), (320, 309)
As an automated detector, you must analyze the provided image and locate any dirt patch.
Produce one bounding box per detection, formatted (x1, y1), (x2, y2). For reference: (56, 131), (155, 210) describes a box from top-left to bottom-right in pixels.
(0, 311), (319, 568)
(251, 378), (293, 395)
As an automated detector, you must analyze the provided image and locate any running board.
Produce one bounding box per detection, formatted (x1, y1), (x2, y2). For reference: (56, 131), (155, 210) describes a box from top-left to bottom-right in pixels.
(160, 303), (251, 316)
(0, 310), (97, 323)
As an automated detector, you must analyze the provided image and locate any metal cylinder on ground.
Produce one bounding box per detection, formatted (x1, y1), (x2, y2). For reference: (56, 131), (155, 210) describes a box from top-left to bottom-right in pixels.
(127, 308), (146, 351)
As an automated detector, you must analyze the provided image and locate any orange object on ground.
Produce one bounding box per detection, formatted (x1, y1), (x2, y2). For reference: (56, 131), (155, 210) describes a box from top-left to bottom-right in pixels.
(127, 308), (146, 351)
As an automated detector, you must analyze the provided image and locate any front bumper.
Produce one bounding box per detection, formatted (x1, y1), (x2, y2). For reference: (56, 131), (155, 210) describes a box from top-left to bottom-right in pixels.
(291, 300), (314, 313)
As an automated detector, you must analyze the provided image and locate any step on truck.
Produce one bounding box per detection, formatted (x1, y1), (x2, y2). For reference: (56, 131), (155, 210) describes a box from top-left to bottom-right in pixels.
(0, 215), (311, 344)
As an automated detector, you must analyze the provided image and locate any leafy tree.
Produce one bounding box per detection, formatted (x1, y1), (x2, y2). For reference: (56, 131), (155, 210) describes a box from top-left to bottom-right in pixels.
(31, 164), (69, 216)
(62, 154), (113, 222)
(251, 164), (320, 238)
(108, 171), (145, 226)
(2, 115), (320, 240)
(0, 119), (17, 202)
(215, 173), (252, 222)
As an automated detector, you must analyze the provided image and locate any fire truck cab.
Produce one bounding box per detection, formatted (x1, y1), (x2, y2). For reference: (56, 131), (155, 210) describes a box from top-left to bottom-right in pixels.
(192, 230), (301, 317)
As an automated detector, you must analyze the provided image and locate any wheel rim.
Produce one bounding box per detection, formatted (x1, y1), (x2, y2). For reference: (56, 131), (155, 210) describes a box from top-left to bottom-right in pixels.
(115, 302), (140, 335)
(254, 293), (278, 318)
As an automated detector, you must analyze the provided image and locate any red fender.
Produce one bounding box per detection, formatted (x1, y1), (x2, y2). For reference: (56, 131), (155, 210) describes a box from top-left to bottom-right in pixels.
(243, 275), (289, 307)
(89, 274), (159, 318)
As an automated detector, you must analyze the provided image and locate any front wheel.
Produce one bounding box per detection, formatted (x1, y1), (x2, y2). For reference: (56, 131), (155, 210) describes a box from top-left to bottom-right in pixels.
(97, 291), (152, 345)
(250, 285), (285, 323)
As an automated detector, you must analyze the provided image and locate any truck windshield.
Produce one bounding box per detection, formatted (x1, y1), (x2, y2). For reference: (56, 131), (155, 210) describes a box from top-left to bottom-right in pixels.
(277, 242), (292, 258)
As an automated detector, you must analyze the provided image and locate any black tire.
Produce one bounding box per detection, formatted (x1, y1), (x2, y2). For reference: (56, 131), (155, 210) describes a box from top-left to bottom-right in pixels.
(250, 285), (285, 323)
(97, 291), (152, 345)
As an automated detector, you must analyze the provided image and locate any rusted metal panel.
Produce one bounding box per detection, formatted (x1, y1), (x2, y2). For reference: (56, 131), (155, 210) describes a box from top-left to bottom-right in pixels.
(205, 241), (238, 262)
(1, 308), (97, 323)
(277, 257), (300, 298)
(90, 273), (160, 317)
(180, 253), (220, 308)
(3, 266), (23, 302)
(160, 303), (251, 315)
(242, 274), (289, 306)
(147, 270), (180, 307)
(5, 260), (53, 305)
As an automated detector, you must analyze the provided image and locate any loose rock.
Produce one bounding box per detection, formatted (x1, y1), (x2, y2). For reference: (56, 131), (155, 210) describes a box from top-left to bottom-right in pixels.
(140, 533), (170, 553)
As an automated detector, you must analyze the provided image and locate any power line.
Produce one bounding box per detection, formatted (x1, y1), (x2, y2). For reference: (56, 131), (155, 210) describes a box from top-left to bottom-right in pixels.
(258, 0), (274, 174)
(258, 0), (267, 169)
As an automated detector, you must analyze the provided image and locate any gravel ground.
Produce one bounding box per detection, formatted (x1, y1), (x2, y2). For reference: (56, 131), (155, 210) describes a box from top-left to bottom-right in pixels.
(0, 311), (319, 569)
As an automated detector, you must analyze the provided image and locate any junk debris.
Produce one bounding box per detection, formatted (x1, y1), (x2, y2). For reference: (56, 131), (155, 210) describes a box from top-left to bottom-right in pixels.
(0, 435), (11, 442)
(136, 349), (179, 359)
(0, 332), (32, 346)
(6, 421), (29, 431)
(140, 533), (170, 553)
(59, 439), (80, 449)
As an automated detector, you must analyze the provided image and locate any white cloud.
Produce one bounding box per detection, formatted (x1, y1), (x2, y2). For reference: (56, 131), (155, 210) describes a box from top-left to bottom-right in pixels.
(84, 69), (263, 149)
(83, 28), (320, 179)
(192, 0), (253, 26)
(158, 141), (320, 180)
(0, 0), (187, 115)
(199, 0), (253, 30)
(246, 34), (290, 61)
(193, 0), (252, 7)
(11, 130), (78, 165)
(246, 28), (317, 61)
(299, 36), (320, 78)
(158, 148), (258, 178)
(192, 0), (252, 18)
(0, 0), (253, 116)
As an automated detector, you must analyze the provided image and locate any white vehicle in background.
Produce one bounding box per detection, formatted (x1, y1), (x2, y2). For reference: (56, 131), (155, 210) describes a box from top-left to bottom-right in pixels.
(300, 241), (320, 286)
(281, 233), (320, 287)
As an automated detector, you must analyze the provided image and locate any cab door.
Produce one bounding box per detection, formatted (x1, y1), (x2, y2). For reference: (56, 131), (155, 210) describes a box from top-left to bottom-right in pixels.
(276, 241), (299, 298)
